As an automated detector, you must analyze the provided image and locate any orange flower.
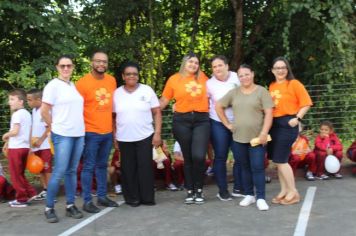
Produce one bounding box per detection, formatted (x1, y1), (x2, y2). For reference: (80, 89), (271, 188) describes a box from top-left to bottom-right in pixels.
(270, 90), (282, 105)
(185, 81), (202, 97)
(95, 88), (111, 105)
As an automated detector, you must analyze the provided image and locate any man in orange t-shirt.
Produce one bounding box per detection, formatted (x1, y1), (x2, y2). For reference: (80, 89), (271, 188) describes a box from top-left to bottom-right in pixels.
(76, 51), (118, 213)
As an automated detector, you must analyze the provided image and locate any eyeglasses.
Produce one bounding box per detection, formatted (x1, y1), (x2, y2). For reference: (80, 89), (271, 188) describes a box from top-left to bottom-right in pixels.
(124, 72), (139, 77)
(93, 59), (108, 64)
(272, 66), (287, 70)
(58, 64), (73, 69)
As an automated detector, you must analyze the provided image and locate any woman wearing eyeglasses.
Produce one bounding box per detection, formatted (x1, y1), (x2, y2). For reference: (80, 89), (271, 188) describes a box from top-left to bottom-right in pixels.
(268, 57), (312, 205)
(160, 52), (210, 204)
(41, 55), (85, 223)
(113, 61), (162, 207)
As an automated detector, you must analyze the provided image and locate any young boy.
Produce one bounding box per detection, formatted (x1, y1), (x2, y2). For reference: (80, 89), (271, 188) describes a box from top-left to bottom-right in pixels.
(314, 121), (343, 179)
(2, 89), (37, 207)
(27, 89), (53, 200)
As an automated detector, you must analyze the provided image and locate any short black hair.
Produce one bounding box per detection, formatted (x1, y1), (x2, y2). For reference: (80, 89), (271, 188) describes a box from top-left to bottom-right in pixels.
(121, 61), (140, 73)
(91, 50), (108, 60)
(27, 88), (42, 99)
(238, 63), (254, 71)
(211, 55), (228, 65)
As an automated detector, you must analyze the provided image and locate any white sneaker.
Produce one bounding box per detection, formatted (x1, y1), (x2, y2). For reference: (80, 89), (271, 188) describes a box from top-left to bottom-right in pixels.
(166, 183), (178, 191)
(239, 195), (256, 207)
(256, 199), (269, 211)
(9, 200), (28, 208)
(114, 185), (122, 194)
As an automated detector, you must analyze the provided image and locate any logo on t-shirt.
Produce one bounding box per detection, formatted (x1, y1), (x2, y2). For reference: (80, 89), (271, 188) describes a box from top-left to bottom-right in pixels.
(270, 90), (282, 105)
(185, 81), (202, 97)
(95, 88), (111, 105)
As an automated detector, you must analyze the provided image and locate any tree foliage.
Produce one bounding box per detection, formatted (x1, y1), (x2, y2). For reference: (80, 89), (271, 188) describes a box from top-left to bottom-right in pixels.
(0, 0), (354, 90)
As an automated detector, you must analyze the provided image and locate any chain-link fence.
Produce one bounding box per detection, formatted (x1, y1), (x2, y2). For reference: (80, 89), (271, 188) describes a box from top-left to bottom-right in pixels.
(0, 82), (355, 150)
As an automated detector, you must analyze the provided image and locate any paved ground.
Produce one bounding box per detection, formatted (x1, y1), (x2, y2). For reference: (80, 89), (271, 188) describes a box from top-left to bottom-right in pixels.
(1, 164), (356, 236)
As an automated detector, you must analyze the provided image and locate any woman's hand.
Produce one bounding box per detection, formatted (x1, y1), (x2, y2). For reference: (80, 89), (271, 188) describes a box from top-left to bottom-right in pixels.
(288, 118), (299, 127)
(113, 140), (119, 150)
(224, 122), (234, 131)
(258, 133), (268, 145)
(152, 133), (162, 148)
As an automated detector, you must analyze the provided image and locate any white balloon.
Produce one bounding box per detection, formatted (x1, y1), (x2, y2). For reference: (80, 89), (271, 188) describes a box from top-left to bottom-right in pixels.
(325, 155), (341, 174)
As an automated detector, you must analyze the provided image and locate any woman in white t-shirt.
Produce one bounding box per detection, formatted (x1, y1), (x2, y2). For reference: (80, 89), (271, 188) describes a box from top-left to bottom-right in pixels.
(207, 55), (242, 201)
(113, 61), (162, 207)
(41, 55), (85, 223)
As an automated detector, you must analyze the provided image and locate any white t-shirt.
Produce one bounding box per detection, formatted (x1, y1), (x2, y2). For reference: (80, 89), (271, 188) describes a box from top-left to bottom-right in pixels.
(31, 108), (50, 151)
(173, 141), (181, 153)
(113, 84), (159, 142)
(42, 78), (85, 137)
(8, 108), (31, 149)
(207, 71), (240, 122)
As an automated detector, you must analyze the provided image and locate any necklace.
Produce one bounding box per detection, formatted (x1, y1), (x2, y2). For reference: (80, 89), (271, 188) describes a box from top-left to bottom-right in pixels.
(56, 77), (71, 85)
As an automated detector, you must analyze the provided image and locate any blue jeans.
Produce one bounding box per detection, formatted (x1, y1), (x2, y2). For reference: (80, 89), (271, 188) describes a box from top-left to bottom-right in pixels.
(46, 133), (84, 208)
(210, 119), (242, 192)
(81, 132), (113, 203)
(235, 142), (266, 199)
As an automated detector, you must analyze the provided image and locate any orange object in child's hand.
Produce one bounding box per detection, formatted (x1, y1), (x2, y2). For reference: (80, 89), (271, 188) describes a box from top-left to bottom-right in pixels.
(26, 153), (44, 174)
(291, 136), (310, 161)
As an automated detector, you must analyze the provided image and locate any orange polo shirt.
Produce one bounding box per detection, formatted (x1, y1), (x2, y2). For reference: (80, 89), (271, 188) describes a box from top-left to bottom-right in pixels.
(269, 79), (312, 117)
(162, 72), (209, 113)
(76, 73), (117, 133)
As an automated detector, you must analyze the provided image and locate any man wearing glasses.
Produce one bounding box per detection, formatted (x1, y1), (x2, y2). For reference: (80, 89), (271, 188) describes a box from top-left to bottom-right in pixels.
(76, 51), (118, 213)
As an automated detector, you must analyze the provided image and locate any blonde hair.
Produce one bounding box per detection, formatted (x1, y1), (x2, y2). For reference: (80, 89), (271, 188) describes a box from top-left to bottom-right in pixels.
(178, 52), (200, 80)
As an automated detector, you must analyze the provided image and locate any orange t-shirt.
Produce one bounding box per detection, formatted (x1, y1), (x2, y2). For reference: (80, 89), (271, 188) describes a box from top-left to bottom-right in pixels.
(269, 79), (312, 117)
(162, 72), (209, 113)
(76, 73), (117, 133)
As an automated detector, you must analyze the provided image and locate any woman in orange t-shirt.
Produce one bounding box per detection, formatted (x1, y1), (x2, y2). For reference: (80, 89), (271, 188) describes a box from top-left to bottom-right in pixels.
(160, 52), (209, 205)
(268, 57), (312, 205)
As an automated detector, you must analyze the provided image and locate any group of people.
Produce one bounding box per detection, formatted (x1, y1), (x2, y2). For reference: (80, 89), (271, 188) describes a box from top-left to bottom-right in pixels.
(1, 51), (354, 224)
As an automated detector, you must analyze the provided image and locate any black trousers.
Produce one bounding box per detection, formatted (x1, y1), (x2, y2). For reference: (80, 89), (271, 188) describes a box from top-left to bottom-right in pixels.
(173, 112), (210, 190)
(118, 135), (154, 204)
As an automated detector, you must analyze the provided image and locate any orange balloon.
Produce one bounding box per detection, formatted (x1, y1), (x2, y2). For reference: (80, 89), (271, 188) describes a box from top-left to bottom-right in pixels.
(291, 136), (310, 161)
(26, 153), (44, 174)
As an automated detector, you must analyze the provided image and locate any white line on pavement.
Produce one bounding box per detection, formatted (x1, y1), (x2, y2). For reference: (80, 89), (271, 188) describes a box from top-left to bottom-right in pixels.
(294, 186), (317, 236)
(58, 201), (125, 236)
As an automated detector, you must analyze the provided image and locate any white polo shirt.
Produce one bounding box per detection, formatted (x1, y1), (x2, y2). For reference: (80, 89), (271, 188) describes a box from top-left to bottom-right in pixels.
(42, 78), (85, 137)
(113, 84), (159, 142)
(31, 108), (50, 151)
(8, 108), (31, 149)
(207, 71), (240, 122)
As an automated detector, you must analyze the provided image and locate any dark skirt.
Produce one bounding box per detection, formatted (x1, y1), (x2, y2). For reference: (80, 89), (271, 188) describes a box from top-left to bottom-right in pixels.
(268, 115), (298, 163)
